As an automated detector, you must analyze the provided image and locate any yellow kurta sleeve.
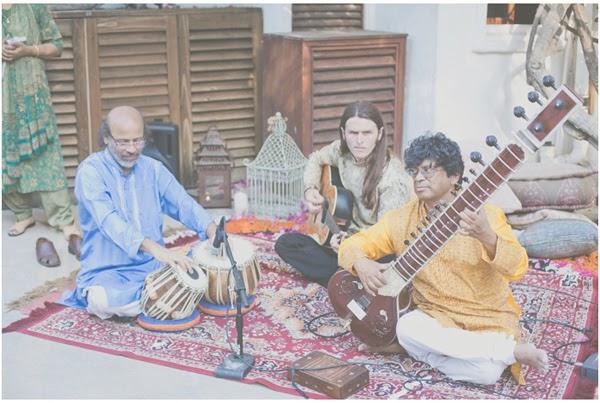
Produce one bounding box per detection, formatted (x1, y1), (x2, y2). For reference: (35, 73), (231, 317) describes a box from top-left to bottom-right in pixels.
(338, 209), (398, 275)
(480, 205), (528, 282)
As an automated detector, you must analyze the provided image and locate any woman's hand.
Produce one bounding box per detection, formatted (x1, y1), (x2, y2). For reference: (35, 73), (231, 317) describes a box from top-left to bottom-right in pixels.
(305, 187), (325, 214)
(2, 42), (32, 62)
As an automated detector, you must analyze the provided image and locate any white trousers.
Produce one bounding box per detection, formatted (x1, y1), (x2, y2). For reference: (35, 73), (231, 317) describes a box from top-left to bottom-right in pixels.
(85, 286), (141, 320)
(396, 309), (517, 385)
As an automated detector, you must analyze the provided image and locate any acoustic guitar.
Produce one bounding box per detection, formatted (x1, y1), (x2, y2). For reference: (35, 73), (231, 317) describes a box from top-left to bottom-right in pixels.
(327, 81), (583, 347)
(308, 165), (354, 246)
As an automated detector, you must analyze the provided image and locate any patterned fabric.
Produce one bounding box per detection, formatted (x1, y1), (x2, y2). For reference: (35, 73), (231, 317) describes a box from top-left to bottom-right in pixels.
(339, 199), (529, 382)
(2, 4), (67, 193)
(303, 140), (413, 232)
(4, 236), (596, 399)
(507, 162), (597, 212)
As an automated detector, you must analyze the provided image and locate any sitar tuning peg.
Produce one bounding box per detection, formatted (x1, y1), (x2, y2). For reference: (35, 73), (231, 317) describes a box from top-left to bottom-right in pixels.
(469, 168), (477, 176)
(410, 232), (417, 239)
(404, 240), (410, 246)
(485, 135), (500, 150)
(513, 106), (529, 121)
(470, 151), (485, 166)
(461, 176), (470, 184)
(532, 122), (545, 133)
(542, 75), (557, 90)
(454, 183), (462, 191)
(527, 91), (543, 106)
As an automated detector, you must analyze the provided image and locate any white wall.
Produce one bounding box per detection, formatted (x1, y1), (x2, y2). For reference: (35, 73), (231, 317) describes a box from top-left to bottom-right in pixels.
(193, 3), (588, 164)
(364, 4), (439, 152)
(433, 4), (561, 164)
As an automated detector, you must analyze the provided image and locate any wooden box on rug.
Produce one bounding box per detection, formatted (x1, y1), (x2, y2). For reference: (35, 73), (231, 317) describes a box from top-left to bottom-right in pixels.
(288, 351), (369, 399)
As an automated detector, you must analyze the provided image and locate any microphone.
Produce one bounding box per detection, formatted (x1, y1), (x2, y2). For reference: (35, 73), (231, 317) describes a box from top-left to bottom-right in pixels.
(211, 216), (226, 256)
(213, 215), (254, 381)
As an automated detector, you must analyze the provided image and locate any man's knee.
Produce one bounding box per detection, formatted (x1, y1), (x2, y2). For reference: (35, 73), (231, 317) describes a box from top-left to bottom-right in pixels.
(395, 311), (421, 344)
(275, 232), (306, 253)
(86, 286), (111, 319)
(465, 361), (506, 385)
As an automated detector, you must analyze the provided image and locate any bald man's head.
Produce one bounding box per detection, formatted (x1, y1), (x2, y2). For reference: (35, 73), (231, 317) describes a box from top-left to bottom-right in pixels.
(106, 106), (144, 137)
(101, 106), (147, 170)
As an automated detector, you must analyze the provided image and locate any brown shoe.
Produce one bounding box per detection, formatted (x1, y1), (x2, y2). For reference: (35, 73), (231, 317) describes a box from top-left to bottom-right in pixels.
(68, 234), (82, 260)
(36, 237), (61, 267)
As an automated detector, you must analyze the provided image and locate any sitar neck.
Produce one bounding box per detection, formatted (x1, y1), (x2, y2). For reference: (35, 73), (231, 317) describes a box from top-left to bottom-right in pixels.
(391, 143), (525, 281)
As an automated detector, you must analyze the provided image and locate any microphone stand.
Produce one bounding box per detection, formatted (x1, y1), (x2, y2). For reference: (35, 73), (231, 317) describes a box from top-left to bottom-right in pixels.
(214, 225), (254, 380)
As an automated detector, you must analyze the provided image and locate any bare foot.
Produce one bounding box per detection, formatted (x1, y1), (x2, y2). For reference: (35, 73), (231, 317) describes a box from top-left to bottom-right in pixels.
(514, 342), (549, 371)
(358, 342), (408, 356)
(62, 224), (81, 240)
(7, 217), (35, 237)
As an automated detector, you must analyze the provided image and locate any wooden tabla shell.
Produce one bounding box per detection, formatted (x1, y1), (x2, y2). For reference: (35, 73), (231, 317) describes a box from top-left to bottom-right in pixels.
(191, 236), (261, 305)
(141, 263), (207, 320)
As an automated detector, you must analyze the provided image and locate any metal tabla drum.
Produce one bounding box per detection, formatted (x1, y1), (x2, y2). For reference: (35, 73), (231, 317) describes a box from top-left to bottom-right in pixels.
(140, 263), (208, 320)
(191, 236), (261, 306)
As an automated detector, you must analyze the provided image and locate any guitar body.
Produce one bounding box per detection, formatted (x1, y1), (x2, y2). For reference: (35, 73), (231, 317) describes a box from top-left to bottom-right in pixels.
(309, 165), (354, 245)
(328, 270), (412, 347)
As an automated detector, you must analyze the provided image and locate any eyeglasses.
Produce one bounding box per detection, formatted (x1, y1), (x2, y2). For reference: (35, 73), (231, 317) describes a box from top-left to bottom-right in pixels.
(109, 135), (146, 149)
(406, 164), (443, 179)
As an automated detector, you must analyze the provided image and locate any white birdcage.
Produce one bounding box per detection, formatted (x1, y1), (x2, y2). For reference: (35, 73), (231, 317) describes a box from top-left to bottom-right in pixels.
(245, 113), (307, 218)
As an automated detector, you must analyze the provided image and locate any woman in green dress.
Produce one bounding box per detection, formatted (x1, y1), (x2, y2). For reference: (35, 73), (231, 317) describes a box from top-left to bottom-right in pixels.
(2, 4), (80, 263)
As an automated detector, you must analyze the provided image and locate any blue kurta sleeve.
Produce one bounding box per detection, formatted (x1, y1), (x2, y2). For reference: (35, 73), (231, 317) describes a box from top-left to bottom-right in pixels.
(76, 164), (146, 259)
(156, 163), (213, 240)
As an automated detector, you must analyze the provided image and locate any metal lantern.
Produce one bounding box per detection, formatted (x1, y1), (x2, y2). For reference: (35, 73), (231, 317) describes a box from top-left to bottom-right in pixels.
(245, 112), (307, 218)
(194, 126), (232, 208)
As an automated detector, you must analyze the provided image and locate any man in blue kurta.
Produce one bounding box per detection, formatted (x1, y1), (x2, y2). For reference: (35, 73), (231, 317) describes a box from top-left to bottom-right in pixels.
(61, 106), (216, 319)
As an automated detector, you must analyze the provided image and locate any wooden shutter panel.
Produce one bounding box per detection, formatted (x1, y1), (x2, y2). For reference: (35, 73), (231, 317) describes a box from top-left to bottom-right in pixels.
(88, 15), (181, 149)
(311, 46), (399, 149)
(292, 4), (363, 31)
(47, 18), (87, 187)
(180, 10), (262, 182)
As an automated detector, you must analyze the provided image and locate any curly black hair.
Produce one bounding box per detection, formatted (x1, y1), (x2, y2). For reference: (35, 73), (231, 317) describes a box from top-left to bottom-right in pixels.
(404, 132), (464, 178)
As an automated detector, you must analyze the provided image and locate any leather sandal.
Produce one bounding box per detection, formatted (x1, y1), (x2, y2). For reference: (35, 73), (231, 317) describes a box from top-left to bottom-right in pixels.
(8, 217), (35, 237)
(68, 234), (82, 260)
(36, 237), (61, 267)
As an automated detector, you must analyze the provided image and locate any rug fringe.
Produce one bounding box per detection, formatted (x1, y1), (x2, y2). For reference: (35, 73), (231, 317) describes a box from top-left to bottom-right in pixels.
(2, 302), (65, 333)
(5, 269), (79, 312)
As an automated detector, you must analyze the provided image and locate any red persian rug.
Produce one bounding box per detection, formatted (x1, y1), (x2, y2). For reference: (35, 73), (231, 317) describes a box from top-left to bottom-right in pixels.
(4, 235), (597, 399)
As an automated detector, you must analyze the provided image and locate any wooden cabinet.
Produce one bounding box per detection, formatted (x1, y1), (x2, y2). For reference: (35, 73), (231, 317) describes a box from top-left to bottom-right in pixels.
(49, 8), (262, 186)
(262, 31), (407, 156)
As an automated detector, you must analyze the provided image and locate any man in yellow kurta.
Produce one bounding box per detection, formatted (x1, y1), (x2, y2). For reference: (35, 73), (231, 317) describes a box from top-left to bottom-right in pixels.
(338, 132), (548, 385)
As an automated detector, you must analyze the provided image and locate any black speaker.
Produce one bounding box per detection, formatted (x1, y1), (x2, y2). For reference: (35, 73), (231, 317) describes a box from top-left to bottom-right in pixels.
(143, 121), (179, 180)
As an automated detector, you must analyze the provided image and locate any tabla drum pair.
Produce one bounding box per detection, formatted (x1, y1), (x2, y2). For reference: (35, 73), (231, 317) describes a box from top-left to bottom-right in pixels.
(137, 262), (207, 331)
(191, 235), (261, 316)
(139, 235), (261, 329)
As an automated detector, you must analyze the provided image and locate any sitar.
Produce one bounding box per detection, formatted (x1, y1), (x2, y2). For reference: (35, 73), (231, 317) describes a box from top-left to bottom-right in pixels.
(327, 80), (583, 347)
